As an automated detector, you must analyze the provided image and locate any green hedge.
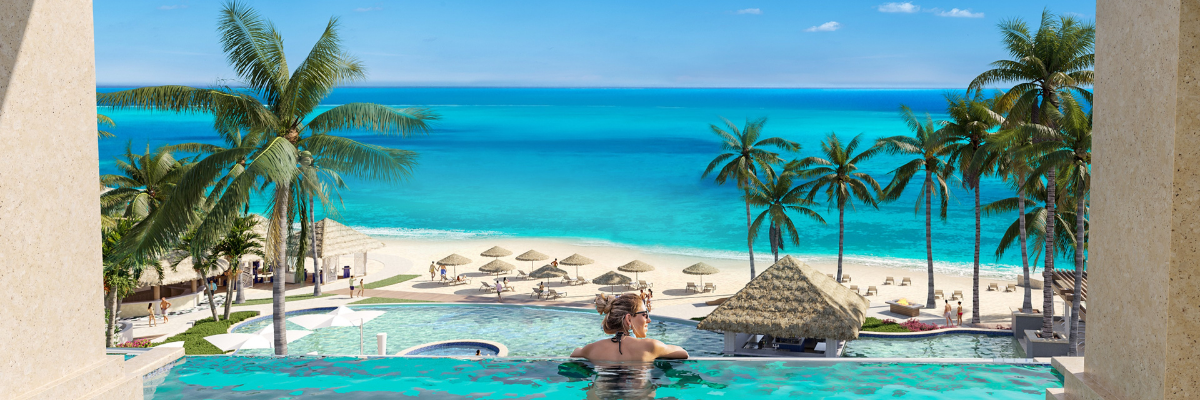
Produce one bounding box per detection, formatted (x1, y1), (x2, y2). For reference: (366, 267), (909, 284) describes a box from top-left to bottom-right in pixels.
(861, 317), (910, 333)
(233, 293), (334, 307)
(156, 311), (260, 355)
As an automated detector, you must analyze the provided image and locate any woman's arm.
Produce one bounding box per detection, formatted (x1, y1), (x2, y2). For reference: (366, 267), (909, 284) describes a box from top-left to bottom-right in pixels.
(652, 340), (689, 359)
(570, 345), (587, 358)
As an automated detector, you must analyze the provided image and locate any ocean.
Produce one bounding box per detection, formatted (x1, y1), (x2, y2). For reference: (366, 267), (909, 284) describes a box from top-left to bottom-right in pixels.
(97, 88), (1049, 279)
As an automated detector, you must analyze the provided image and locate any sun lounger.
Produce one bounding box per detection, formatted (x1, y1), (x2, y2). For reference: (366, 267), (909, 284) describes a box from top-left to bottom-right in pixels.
(951, 290), (963, 300)
(884, 277), (894, 285)
(702, 283), (715, 293)
(848, 285), (860, 294)
(685, 282), (698, 293)
(934, 289), (944, 299)
(574, 277), (587, 286)
(479, 281), (494, 292)
(547, 289), (567, 299)
(827, 273), (834, 279)
(502, 284), (516, 292)
(1005, 283), (1016, 292)
(987, 283), (999, 291)
(516, 270), (528, 279)
(842, 274), (852, 283)
(561, 275), (575, 284)
(530, 288), (545, 298)
(900, 277), (912, 286)
(637, 280), (653, 290)
(866, 286), (878, 296)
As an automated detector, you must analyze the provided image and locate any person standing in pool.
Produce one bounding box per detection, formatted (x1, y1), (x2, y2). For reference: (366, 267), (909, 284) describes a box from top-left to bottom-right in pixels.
(570, 293), (688, 362)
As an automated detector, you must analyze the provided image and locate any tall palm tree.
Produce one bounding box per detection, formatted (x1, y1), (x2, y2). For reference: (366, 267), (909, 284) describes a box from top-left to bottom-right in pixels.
(746, 173), (827, 262)
(294, 150), (347, 296)
(875, 108), (956, 309)
(214, 214), (265, 316)
(981, 123), (1036, 313)
(984, 177), (1080, 268)
(790, 133), (882, 283)
(1026, 95), (1090, 355)
(100, 143), (190, 219)
(101, 219), (157, 346)
(943, 94), (1004, 323)
(702, 117), (800, 279)
(969, 10), (1094, 336)
(99, 2), (437, 354)
(168, 227), (223, 322)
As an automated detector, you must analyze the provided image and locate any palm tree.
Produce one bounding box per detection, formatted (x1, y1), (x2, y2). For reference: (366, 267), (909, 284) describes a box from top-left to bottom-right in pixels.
(790, 133), (882, 283)
(294, 151), (347, 296)
(1026, 95), (1090, 355)
(98, 2), (437, 355)
(100, 143), (190, 219)
(101, 219), (157, 347)
(943, 93), (1004, 323)
(214, 214), (265, 316)
(168, 227), (223, 322)
(98, 114), (116, 138)
(969, 10), (1094, 336)
(702, 117), (800, 279)
(984, 178), (1081, 268)
(981, 122), (1036, 313)
(746, 173), (827, 262)
(875, 108), (956, 309)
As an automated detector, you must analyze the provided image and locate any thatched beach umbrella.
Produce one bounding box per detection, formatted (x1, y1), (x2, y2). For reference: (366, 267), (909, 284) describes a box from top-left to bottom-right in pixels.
(528, 264), (569, 287)
(515, 250), (550, 270)
(592, 271), (632, 295)
(697, 256), (869, 343)
(682, 262), (720, 287)
(479, 259), (515, 275)
(559, 253), (595, 278)
(438, 253), (472, 277)
(617, 260), (655, 282)
(481, 246), (513, 259)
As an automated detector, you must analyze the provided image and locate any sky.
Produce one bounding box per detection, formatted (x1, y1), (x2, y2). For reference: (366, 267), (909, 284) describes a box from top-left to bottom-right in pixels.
(94, 1), (1096, 88)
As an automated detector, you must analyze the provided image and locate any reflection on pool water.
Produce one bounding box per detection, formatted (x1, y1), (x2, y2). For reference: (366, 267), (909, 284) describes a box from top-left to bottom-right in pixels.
(231, 304), (726, 357)
(145, 356), (1062, 399)
(843, 334), (1024, 359)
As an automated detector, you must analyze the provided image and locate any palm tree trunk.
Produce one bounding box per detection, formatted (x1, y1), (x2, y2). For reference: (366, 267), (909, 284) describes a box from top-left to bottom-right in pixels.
(294, 198), (309, 285)
(1041, 169), (1057, 336)
(104, 288), (117, 347)
(311, 195), (323, 296)
(199, 267), (218, 322)
(222, 265), (235, 320)
(769, 223), (780, 263)
(924, 171), (936, 308)
(1069, 185), (1086, 355)
(744, 196), (757, 279)
(838, 203), (846, 283)
(235, 256), (246, 304)
(271, 183), (291, 355)
(972, 181), (981, 324)
(1019, 176), (1032, 312)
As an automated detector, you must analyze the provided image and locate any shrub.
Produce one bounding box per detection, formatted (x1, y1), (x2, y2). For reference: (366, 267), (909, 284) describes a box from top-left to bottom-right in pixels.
(901, 319), (942, 332)
(156, 311), (260, 355)
(862, 317), (910, 332)
(116, 338), (153, 348)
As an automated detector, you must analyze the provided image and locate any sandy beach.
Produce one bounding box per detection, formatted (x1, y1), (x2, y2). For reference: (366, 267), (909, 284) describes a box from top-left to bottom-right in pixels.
(369, 236), (1035, 325)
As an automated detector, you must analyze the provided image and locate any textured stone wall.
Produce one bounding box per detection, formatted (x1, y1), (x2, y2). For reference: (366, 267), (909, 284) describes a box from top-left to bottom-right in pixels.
(0, 0), (119, 398)
(1087, 0), (1200, 399)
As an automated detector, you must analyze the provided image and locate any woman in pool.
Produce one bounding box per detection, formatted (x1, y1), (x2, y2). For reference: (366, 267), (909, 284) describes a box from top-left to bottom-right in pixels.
(570, 293), (688, 362)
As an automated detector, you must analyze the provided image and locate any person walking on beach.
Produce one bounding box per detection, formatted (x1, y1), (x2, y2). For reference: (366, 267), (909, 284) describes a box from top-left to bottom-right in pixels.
(358, 278), (365, 298)
(146, 303), (157, 327)
(957, 301), (964, 326)
(944, 300), (953, 326)
(495, 279), (504, 301)
(440, 265), (448, 281)
(159, 297), (171, 323)
(429, 262), (437, 281)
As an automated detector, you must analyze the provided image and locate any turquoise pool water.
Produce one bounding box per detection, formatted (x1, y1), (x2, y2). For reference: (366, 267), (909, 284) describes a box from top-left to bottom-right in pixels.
(231, 305), (726, 357)
(414, 345), (499, 356)
(844, 334), (1024, 359)
(145, 356), (1061, 399)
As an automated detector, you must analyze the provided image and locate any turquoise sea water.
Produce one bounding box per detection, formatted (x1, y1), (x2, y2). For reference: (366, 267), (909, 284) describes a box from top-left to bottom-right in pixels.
(98, 88), (1042, 279)
(145, 357), (1061, 399)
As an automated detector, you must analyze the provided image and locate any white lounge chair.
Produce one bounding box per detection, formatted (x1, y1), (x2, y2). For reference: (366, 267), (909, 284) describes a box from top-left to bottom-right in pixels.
(702, 283), (715, 293)
(685, 282), (698, 293)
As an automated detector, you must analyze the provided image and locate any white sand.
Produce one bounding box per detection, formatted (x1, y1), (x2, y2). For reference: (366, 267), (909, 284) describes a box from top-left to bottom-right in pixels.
(369, 236), (1042, 325)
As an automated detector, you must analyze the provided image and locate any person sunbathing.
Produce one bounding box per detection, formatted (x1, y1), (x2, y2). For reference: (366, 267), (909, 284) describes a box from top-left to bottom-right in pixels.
(455, 275), (465, 283)
(570, 293), (688, 362)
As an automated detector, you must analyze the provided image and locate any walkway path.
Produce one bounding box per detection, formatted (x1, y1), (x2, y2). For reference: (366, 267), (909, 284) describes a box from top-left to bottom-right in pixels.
(327, 287), (592, 308)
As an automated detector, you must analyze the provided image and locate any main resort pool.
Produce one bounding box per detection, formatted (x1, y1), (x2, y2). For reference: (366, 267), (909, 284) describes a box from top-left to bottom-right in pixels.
(144, 357), (1061, 399)
(231, 304), (1024, 359)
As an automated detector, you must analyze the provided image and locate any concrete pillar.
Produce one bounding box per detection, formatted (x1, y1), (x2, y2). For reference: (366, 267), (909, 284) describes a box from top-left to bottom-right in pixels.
(0, 0), (143, 398)
(191, 279), (198, 294)
(1059, 2), (1200, 399)
(152, 285), (161, 300)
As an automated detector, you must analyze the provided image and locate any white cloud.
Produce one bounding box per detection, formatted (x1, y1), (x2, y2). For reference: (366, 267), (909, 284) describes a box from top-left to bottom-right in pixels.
(936, 8), (984, 18)
(877, 2), (919, 13)
(354, 6), (383, 12)
(805, 21), (841, 32)
(157, 4), (187, 10)
(736, 8), (762, 15)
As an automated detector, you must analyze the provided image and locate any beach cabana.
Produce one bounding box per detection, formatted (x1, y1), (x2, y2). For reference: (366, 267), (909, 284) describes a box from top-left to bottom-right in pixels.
(529, 264), (570, 287)
(682, 262), (719, 287)
(617, 260), (655, 282)
(515, 250), (550, 271)
(697, 256), (868, 358)
(560, 253), (595, 278)
(479, 259), (516, 275)
(592, 271), (633, 295)
(289, 218), (384, 282)
(438, 253), (473, 277)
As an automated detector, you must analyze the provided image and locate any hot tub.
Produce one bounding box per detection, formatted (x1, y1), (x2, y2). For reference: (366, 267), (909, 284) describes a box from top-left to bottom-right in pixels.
(397, 339), (509, 357)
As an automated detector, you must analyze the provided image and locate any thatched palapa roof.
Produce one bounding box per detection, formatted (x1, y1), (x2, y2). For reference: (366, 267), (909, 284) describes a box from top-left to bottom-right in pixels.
(592, 271), (632, 286)
(697, 256), (869, 340)
(140, 254), (231, 287)
(289, 218), (384, 257)
(515, 250), (550, 261)
(617, 260), (655, 273)
(481, 246), (513, 258)
(479, 259), (516, 274)
(682, 263), (719, 275)
(560, 253), (594, 266)
(438, 253), (472, 266)
(529, 264), (569, 279)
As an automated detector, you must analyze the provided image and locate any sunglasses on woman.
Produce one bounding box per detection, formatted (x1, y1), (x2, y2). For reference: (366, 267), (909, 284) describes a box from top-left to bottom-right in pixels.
(633, 311), (649, 318)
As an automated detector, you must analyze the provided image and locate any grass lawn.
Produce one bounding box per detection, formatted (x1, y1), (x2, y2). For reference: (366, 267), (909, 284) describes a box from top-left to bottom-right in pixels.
(363, 274), (420, 289)
(154, 311), (259, 355)
(233, 293), (335, 307)
(349, 297), (433, 305)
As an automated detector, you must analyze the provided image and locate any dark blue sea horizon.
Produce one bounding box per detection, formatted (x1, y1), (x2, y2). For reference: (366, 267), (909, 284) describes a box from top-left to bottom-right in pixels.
(98, 87), (1055, 279)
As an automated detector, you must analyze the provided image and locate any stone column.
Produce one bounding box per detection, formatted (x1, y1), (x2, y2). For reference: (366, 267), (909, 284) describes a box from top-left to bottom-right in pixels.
(1058, 1), (1200, 399)
(0, 0), (142, 398)
(153, 285), (161, 300)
